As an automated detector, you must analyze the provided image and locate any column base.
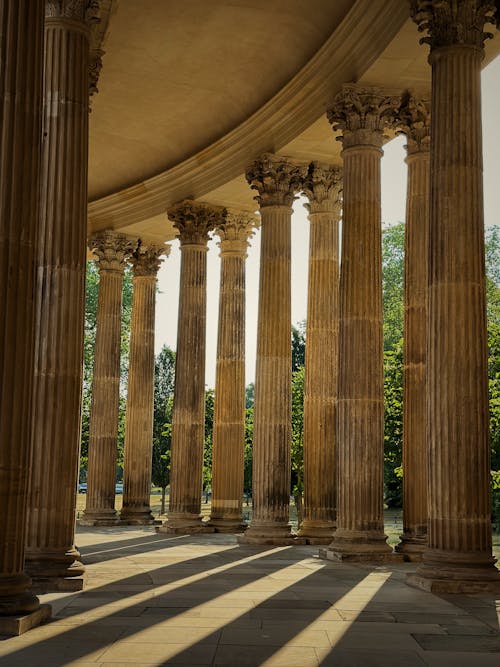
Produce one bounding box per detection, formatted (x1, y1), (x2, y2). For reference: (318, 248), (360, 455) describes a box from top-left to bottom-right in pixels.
(395, 533), (427, 562)
(119, 509), (155, 525)
(79, 509), (119, 526)
(207, 516), (247, 533)
(320, 529), (402, 562)
(25, 547), (85, 592)
(406, 548), (500, 594)
(157, 514), (215, 535)
(237, 521), (305, 545)
(297, 520), (336, 545)
(30, 576), (84, 593)
(0, 604), (51, 637)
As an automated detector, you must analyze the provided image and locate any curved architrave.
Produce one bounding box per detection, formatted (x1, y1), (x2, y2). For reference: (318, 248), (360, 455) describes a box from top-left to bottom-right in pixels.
(88, 0), (409, 233)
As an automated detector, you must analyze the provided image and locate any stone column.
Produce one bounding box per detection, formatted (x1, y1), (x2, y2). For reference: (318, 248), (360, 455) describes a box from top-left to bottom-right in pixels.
(120, 242), (168, 525)
(298, 163), (342, 545)
(393, 94), (431, 562)
(82, 231), (136, 526)
(0, 0), (51, 634)
(408, 1), (500, 592)
(24, 0), (96, 593)
(159, 200), (222, 534)
(321, 86), (401, 562)
(208, 212), (256, 532)
(239, 154), (306, 545)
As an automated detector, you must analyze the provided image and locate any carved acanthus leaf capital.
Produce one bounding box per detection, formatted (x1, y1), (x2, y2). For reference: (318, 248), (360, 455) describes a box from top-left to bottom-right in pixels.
(215, 210), (258, 256)
(45, 1), (101, 24)
(245, 153), (307, 207)
(410, 0), (496, 51)
(89, 49), (104, 98)
(327, 85), (400, 148)
(302, 162), (343, 215)
(393, 92), (431, 155)
(168, 199), (225, 246)
(130, 242), (170, 277)
(89, 230), (137, 272)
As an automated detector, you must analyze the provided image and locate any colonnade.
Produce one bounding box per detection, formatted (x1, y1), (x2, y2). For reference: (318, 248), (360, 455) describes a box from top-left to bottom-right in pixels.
(1, 0), (500, 636)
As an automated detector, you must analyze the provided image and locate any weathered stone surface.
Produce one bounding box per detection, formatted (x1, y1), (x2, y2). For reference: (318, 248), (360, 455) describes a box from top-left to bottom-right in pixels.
(239, 156), (307, 545)
(25, 0), (91, 590)
(82, 231), (136, 526)
(409, 0), (500, 592)
(120, 242), (168, 525)
(159, 201), (223, 534)
(0, 0), (45, 619)
(323, 87), (397, 560)
(298, 162), (342, 545)
(209, 212), (256, 533)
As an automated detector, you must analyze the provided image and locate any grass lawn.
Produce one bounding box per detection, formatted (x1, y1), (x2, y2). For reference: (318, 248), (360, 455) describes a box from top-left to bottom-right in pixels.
(76, 493), (500, 561)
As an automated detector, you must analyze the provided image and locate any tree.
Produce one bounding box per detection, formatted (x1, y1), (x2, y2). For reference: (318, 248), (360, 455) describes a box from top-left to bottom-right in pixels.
(382, 223), (405, 351)
(203, 389), (215, 497)
(292, 320), (306, 372)
(384, 341), (403, 508)
(151, 395), (173, 515)
(150, 346), (176, 514)
(291, 366), (305, 527)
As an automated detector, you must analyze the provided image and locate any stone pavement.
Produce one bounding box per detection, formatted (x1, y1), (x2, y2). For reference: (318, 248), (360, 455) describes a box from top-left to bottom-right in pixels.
(0, 528), (499, 666)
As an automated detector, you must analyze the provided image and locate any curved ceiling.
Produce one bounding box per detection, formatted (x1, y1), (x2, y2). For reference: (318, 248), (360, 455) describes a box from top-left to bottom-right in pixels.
(89, 0), (354, 201)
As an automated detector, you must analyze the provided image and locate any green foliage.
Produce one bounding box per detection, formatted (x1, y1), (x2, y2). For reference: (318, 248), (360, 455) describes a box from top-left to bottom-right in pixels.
(291, 366), (305, 526)
(384, 341), (403, 508)
(244, 405), (254, 494)
(245, 383), (254, 409)
(203, 389), (215, 491)
(80, 261), (133, 479)
(382, 223), (405, 351)
(292, 320), (306, 372)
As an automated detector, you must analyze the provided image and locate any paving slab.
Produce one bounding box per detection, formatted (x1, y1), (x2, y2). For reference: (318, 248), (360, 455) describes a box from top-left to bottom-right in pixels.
(0, 528), (497, 667)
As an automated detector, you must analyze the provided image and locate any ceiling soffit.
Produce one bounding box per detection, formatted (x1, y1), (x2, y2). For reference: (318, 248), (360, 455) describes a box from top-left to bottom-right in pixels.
(88, 0), (409, 234)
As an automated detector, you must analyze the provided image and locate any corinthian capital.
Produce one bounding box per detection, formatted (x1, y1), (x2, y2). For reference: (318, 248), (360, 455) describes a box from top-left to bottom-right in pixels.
(393, 92), (431, 155)
(89, 230), (137, 272)
(45, 0), (101, 23)
(130, 242), (170, 277)
(215, 210), (258, 256)
(246, 153), (307, 207)
(302, 163), (342, 215)
(410, 0), (496, 51)
(327, 85), (400, 149)
(168, 199), (225, 246)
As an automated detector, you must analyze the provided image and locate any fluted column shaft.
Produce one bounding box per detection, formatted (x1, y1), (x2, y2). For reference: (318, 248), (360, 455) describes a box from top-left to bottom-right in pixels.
(400, 152), (430, 557)
(160, 201), (221, 534)
(409, 1), (500, 592)
(299, 164), (342, 545)
(25, 6), (90, 589)
(335, 145), (387, 546)
(394, 98), (430, 561)
(0, 0), (45, 617)
(323, 87), (400, 561)
(82, 232), (135, 525)
(209, 216), (254, 532)
(121, 245), (166, 524)
(238, 153), (305, 545)
(248, 206), (293, 539)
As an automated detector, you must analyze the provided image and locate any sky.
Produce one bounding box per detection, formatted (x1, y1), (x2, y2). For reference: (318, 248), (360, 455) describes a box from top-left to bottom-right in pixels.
(154, 56), (500, 389)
